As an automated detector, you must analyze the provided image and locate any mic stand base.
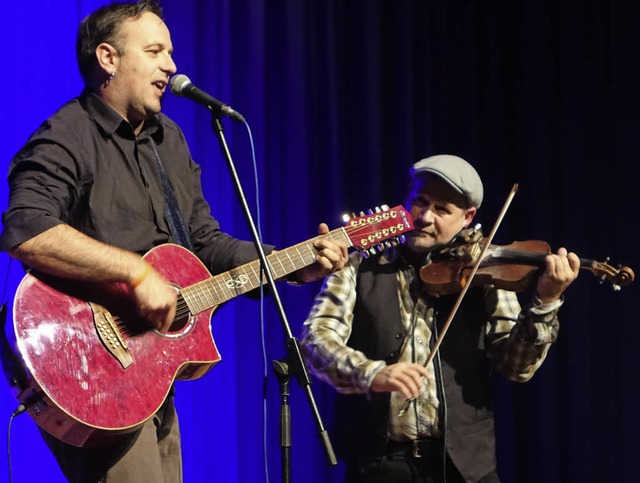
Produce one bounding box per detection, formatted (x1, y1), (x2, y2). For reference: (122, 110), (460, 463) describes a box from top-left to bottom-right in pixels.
(273, 360), (291, 483)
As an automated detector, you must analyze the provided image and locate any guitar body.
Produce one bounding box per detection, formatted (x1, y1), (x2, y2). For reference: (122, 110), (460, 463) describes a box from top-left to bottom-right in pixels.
(12, 244), (220, 447)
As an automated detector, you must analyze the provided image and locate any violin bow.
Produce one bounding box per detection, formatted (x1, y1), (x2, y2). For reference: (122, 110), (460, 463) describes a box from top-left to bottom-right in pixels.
(398, 183), (519, 417)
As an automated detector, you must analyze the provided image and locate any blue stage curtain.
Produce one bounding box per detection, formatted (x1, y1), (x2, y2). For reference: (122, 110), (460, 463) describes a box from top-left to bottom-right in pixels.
(1, 1), (639, 482)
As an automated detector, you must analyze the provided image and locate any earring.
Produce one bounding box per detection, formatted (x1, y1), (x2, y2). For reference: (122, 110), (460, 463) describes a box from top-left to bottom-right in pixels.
(103, 70), (116, 88)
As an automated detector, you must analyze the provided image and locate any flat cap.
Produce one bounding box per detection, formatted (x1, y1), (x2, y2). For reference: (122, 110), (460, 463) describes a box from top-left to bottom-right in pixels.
(410, 154), (483, 208)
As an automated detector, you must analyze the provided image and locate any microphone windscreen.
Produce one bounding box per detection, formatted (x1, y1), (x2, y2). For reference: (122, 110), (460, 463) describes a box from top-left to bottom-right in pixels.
(169, 74), (192, 96)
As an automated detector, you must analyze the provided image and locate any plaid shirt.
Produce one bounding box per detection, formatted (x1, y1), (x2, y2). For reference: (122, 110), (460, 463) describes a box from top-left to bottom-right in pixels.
(300, 247), (562, 440)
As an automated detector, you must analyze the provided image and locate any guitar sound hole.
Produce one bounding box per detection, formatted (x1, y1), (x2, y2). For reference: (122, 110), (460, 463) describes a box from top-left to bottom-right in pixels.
(168, 312), (190, 333)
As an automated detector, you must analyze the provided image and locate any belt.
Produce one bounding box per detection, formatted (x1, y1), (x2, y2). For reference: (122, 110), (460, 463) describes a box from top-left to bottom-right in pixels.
(386, 438), (443, 459)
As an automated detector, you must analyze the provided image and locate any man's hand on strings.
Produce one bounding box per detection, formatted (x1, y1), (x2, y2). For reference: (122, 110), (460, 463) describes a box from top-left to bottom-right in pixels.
(536, 247), (580, 303)
(294, 223), (349, 283)
(131, 266), (177, 334)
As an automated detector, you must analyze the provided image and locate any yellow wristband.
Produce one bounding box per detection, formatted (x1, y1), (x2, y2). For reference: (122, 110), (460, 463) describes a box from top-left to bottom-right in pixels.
(131, 263), (152, 288)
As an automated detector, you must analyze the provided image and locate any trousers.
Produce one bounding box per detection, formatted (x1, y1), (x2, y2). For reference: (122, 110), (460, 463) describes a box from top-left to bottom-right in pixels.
(345, 439), (501, 483)
(41, 395), (182, 483)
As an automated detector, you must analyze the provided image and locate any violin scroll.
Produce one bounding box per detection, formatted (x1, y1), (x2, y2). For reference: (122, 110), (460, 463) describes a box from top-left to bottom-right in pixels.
(589, 258), (635, 291)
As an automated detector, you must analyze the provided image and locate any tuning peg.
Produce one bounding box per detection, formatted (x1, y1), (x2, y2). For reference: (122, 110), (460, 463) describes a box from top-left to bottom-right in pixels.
(381, 204), (389, 211)
(596, 257), (612, 285)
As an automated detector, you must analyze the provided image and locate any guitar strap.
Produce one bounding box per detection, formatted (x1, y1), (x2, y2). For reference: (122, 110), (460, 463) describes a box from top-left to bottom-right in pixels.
(148, 138), (194, 251)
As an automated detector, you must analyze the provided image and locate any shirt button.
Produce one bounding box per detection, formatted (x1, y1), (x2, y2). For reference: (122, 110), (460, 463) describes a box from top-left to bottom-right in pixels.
(395, 332), (403, 340)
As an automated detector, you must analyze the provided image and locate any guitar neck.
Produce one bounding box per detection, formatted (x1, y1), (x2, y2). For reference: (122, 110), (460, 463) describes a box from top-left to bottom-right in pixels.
(178, 204), (414, 314)
(180, 228), (351, 314)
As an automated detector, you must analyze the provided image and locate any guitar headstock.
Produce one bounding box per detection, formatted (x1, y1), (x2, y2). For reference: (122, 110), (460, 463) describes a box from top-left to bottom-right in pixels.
(342, 205), (414, 257)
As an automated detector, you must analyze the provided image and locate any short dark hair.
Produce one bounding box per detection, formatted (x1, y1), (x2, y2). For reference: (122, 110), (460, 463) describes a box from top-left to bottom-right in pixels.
(76, 0), (164, 84)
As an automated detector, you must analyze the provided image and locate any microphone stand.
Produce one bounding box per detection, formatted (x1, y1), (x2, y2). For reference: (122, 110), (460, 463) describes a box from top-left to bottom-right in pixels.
(273, 360), (291, 482)
(210, 116), (337, 482)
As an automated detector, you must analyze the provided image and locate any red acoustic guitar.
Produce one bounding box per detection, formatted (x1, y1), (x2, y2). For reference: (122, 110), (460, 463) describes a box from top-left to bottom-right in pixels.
(9, 206), (413, 447)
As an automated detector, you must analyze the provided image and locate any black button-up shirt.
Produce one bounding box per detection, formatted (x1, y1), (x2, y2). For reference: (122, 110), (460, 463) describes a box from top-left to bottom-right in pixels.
(1, 91), (265, 273)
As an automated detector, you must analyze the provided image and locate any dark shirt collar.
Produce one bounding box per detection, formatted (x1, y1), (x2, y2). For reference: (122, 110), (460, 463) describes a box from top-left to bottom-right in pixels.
(79, 89), (163, 141)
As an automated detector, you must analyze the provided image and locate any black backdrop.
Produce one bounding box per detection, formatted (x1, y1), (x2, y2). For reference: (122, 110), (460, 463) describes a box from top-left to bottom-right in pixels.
(231, 2), (640, 481)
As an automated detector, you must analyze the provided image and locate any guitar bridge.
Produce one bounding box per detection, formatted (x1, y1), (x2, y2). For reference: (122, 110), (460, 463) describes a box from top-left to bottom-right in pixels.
(90, 302), (134, 369)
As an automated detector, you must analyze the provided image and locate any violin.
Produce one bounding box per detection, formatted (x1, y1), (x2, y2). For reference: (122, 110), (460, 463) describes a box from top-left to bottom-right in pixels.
(419, 227), (635, 297)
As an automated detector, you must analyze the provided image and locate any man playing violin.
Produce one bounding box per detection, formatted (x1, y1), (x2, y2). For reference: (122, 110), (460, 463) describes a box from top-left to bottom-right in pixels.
(300, 154), (580, 483)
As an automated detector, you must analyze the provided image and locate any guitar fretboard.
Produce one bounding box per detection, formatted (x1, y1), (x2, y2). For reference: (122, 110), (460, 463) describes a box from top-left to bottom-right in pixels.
(180, 228), (350, 314)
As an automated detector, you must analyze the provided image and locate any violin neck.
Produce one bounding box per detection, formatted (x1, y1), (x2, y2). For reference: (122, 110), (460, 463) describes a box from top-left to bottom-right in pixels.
(483, 245), (633, 290)
(489, 248), (596, 271)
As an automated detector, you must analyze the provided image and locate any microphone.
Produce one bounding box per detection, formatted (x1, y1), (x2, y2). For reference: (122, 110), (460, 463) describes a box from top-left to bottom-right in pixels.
(169, 74), (245, 122)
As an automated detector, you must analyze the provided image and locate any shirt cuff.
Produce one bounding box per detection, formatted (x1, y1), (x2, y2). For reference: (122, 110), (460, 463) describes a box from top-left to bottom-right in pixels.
(357, 360), (387, 394)
(528, 295), (563, 320)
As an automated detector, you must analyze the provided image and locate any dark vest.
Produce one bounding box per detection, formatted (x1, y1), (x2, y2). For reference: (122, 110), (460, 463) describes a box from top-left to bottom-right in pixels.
(332, 253), (497, 482)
